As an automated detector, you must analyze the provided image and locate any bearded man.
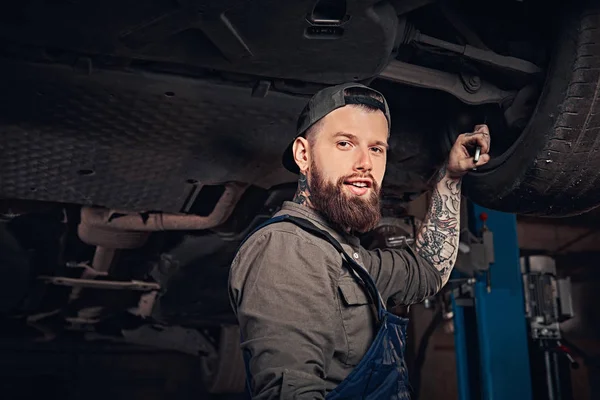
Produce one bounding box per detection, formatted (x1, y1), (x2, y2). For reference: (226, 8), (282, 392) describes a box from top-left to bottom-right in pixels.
(228, 82), (491, 399)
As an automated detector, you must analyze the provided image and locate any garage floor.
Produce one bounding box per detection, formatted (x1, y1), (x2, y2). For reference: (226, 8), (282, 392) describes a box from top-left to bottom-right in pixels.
(0, 340), (246, 400)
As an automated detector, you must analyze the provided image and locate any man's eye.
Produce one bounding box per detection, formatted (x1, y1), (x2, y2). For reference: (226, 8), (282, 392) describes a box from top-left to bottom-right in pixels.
(371, 147), (384, 154)
(337, 141), (350, 148)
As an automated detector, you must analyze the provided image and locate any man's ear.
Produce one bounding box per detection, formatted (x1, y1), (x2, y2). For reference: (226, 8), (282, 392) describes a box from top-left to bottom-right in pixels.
(292, 137), (310, 172)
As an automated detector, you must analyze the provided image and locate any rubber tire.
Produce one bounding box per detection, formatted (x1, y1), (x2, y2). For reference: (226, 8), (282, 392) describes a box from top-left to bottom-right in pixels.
(200, 325), (246, 394)
(0, 223), (31, 314)
(463, 2), (600, 217)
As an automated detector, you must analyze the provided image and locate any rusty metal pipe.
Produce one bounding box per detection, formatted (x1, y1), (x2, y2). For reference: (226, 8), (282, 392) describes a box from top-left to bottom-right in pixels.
(80, 182), (247, 232)
(92, 247), (116, 273)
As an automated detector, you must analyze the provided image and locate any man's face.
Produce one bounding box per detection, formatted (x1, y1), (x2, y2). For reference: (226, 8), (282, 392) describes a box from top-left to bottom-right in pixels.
(306, 105), (389, 233)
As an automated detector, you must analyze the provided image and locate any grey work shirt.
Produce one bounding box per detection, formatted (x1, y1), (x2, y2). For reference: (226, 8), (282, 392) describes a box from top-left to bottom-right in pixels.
(228, 201), (443, 399)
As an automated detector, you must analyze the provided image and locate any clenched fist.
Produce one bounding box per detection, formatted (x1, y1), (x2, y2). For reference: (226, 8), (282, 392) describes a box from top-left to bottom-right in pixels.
(446, 124), (491, 178)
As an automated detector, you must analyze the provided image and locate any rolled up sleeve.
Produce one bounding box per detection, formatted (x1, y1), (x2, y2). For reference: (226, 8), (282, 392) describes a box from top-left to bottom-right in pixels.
(362, 246), (443, 305)
(229, 229), (337, 400)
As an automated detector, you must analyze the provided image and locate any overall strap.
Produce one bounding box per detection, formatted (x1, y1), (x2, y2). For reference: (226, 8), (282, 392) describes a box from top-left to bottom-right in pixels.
(238, 214), (289, 248)
(239, 214), (386, 319)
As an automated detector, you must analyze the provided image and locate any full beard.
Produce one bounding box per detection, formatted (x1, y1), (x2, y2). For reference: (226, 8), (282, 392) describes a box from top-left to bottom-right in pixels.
(308, 163), (381, 234)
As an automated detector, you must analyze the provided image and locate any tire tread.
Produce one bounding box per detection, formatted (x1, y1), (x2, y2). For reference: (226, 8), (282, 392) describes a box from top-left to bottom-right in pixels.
(464, 6), (600, 215)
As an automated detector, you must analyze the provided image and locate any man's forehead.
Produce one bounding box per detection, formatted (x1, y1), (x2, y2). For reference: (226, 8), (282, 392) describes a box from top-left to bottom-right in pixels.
(319, 106), (389, 138)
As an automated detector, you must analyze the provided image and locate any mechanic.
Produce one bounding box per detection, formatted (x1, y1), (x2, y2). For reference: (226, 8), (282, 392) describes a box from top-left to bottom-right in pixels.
(228, 82), (491, 399)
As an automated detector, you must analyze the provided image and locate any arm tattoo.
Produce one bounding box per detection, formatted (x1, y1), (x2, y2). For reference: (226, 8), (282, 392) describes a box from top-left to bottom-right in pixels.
(416, 167), (462, 285)
(293, 172), (311, 206)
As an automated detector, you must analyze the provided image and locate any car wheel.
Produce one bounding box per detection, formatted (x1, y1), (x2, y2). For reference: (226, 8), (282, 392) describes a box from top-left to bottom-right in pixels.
(463, 2), (600, 216)
(0, 223), (31, 314)
(200, 324), (246, 394)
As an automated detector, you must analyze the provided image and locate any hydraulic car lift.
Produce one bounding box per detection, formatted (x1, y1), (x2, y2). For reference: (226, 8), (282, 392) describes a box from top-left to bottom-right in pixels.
(451, 202), (576, 400)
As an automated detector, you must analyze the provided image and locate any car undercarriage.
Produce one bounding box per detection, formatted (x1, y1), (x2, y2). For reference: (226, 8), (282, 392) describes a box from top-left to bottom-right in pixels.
(1, 0), (600, 393)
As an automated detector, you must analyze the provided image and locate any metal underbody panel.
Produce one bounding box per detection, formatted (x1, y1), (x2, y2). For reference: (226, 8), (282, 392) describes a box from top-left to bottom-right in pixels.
(0, 0), (398, 85)
(0, 59), (306, 212)
(0, 57), (447, 212)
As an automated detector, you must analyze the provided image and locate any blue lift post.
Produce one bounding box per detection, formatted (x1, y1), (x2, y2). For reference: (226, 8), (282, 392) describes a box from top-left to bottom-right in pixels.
(452, 293), (479, 400)
(452, 203), (533, 400)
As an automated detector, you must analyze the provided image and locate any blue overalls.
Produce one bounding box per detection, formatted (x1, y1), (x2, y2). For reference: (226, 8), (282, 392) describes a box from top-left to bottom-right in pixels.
(239, 214), (412, 399)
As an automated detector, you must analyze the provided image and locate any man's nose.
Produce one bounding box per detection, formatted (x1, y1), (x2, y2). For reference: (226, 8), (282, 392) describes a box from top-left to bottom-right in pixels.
(355, 148), (373, 172)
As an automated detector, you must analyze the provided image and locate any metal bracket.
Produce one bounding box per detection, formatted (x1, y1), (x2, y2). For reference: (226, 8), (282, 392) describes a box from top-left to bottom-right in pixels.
(38, 276), (160, 291)
(131, 290), (160, 318)
(451, 279), (476, 307)
(379, 60), (514, 105)
(457, 229), (495, 273)
(412, 31), (541, 76)
(482, 230), (495, 264)
(385, 235), (415, 248)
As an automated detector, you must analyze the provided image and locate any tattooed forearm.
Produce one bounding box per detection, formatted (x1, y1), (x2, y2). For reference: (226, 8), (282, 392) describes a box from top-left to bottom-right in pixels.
(445, 178), (461, 213)
(415, 167), (462, 285)
(293, 172), (312, 206)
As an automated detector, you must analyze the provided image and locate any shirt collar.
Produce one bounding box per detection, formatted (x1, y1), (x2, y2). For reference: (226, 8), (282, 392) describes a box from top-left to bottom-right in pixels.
(277, 201), (362, 248)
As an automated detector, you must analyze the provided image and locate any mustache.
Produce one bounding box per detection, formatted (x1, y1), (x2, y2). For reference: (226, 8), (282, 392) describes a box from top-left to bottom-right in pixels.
(341, 173), (375, 181)
(338, 173), (378, 189)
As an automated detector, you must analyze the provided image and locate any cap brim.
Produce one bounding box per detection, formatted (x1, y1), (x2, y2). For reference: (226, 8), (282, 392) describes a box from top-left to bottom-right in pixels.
(282, 139), (300, 174)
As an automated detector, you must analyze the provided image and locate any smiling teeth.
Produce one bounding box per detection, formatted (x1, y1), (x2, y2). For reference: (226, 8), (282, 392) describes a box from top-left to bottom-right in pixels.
(352, 183), (367, 187)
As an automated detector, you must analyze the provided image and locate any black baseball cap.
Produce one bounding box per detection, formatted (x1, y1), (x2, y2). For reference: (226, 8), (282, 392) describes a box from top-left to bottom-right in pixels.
(282, 82), (391, 174)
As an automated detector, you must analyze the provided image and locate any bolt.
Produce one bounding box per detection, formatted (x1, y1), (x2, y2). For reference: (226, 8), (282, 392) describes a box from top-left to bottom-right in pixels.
(461, 73), (481, 94)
